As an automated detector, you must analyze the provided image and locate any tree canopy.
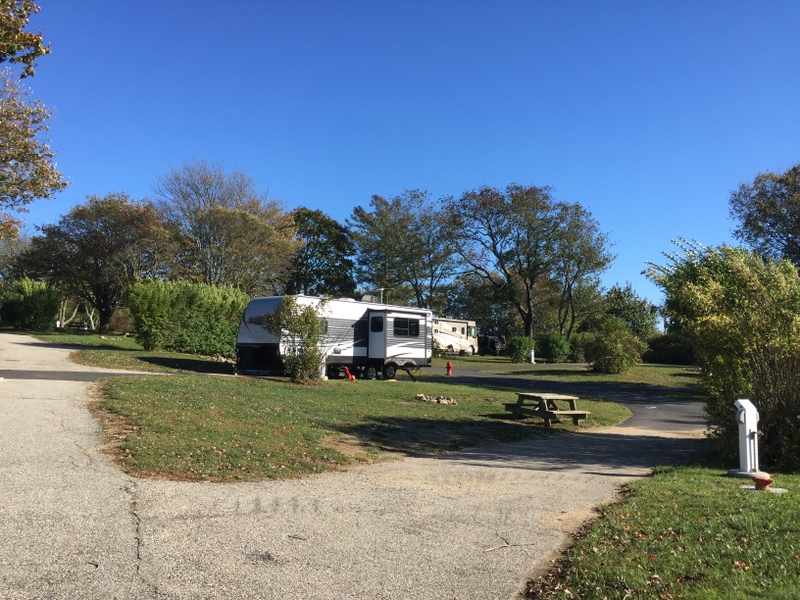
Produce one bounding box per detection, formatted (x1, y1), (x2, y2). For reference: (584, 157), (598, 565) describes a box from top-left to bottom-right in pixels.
(18, 193), (171, 332)
(0, 68), (67, 238)
(348, 190), (456, 310)
(1, 0), (49, 78)
(152, 160), (295, 295)
(729, 163), (800, 264)
(444, 184), (613, 337)
(286, 207), (356, 297)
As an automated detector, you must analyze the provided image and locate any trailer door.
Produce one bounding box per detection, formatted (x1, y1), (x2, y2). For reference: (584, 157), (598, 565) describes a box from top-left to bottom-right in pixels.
(367, 311), (387, 360)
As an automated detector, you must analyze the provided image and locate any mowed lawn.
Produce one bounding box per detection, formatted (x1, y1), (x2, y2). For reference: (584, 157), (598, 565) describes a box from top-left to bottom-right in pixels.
(97, 374), (629, 481)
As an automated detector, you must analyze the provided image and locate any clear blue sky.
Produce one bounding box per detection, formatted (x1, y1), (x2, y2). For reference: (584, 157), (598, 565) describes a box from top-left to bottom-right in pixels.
(18, 1), (800, 306)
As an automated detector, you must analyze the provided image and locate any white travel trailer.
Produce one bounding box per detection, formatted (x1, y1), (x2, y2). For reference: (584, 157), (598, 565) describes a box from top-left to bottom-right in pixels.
(432, 317), (478, 355)
(236, 295), (433, 379)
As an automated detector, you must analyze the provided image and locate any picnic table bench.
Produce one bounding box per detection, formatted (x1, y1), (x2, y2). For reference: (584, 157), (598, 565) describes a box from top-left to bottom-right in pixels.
(503, 392), (589, 428)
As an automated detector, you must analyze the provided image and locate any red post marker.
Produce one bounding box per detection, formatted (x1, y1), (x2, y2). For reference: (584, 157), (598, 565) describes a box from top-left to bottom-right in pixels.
(446, 361), (453, 376)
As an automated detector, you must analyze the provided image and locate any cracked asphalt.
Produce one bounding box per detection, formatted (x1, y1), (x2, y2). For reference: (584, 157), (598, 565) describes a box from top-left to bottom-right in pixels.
(0, 333), (708, 599)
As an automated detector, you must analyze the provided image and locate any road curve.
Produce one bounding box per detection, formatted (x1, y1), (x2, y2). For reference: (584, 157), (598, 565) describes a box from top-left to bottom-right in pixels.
(0, 333), (707, 599)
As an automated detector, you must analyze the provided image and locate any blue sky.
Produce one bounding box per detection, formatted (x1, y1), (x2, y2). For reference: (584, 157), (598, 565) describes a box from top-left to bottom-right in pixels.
(17, 1), (800, 305)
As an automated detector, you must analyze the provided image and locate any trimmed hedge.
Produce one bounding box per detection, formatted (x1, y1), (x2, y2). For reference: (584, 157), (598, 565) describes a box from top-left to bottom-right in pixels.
(0, 277), (60, 331)
(127, 281), (249, 358)
(536, 333), (570, 363)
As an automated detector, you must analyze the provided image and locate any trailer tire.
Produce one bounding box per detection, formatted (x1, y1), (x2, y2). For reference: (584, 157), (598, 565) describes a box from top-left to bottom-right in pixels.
(365, 366), (378, 380)
(327, 365), (342, 379)
(382, 364), (397, 380)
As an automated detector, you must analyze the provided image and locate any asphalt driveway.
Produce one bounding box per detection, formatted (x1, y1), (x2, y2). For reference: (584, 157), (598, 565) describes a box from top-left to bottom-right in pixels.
(0, 333), (707, 599)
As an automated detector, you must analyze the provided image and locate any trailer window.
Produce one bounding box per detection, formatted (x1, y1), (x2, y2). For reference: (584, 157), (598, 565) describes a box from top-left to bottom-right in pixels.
(370, 316), (384, 333)
(394, 317), (419, 337)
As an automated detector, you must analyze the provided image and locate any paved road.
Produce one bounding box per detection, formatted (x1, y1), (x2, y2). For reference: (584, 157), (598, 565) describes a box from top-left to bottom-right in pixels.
(0, 334), (707, 599)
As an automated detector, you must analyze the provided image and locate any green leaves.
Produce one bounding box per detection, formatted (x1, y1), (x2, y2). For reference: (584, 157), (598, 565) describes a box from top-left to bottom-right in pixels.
(648, 243), (800, 470)
(0, 68), (67, 236)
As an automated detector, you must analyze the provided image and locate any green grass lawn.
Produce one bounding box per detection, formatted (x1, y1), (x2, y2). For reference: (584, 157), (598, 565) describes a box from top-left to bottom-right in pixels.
(98, 374), (629, 481)
(525, 465), (800, 599)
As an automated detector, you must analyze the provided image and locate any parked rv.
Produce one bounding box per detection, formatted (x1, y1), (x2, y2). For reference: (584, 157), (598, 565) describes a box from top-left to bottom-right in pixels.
(432, 318), (478, 355)
(236, 295), (433, 379)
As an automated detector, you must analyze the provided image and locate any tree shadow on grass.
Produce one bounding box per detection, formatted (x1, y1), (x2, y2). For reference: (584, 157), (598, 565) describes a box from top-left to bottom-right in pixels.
(136, 355), (235, 375)
(334, 415), (543, 457)
(334, 415), (708, 471)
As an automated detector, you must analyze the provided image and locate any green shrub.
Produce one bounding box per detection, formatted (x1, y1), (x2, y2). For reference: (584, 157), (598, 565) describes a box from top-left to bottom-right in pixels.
(505, 336), (536, 363)
(127, 281), (249, 358)
(126, 280), (176, 350)
(0, 278), (60, 331)
(568, 331), (596, 363)
(585, 318), (647, 374)
(643, 333), (694, 365)
(536, 332), (570, 363)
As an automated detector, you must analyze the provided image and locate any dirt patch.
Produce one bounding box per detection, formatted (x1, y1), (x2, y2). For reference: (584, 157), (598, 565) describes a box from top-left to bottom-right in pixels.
(588, 425), (707, 439)
(83, 382), (139, 466)
(319, 433), (371, 458)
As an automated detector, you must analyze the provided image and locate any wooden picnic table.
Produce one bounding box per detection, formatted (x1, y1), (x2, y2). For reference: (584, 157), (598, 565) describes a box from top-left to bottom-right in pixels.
(503, 392), (589, 428)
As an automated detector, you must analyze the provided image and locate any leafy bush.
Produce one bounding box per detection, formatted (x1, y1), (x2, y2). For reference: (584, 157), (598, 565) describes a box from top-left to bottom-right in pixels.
(127, 281), (249, 358)
(505, 336), (536, 363)
(568, 331), (596, 363)
(648, 243), (800, 471)
(643, 333), (694, 365)
(0, 277), (60, 330)
(536, 333), (570, 363)
(585, 318), (647, 374)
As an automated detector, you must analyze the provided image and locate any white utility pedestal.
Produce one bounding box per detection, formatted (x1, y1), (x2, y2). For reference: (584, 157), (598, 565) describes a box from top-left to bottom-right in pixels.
(728, 398), (770, 479)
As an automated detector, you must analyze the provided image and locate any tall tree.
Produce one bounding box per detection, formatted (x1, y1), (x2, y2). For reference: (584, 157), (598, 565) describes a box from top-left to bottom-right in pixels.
(581, 283), (658, 340)
(349, 190), (456, 310)
(152, 160), (295, 295)
(18, 193), (172, 332)
(729, 163), (800, 263)
(552, 202), (615, 337)
(0, 68), (67, 238)
(1, 0), (49, 78)
(285, 207), (356, 297)
(442, 273), (520, 339)
(445, 184), (613, 337)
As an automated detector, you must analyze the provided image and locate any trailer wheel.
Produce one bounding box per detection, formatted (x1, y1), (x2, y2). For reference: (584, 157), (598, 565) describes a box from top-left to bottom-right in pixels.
(382, 364), (397, 380)
(466, 345), (475, 356)
(365, 366), (378, 380)
(327, 365), (342, 379)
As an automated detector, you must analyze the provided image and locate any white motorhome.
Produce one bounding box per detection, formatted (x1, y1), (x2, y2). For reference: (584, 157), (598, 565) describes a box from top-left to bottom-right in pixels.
(236, 295), (433, 379)
(432, 317), (478, 355)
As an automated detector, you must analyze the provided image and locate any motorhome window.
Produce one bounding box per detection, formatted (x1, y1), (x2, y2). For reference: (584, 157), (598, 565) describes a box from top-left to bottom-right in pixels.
(370, 316), (384, 333)
(394, 317), (419, 337)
